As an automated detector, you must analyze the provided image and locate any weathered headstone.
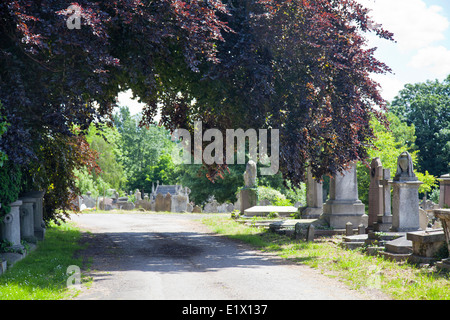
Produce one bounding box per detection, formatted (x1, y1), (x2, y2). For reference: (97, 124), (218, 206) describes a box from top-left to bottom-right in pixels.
(135, 189), (142, 202)
(240, 161), (258, 213)
(374, 168), (393, 232)
(433, 209), (450, 270)
(306, 224), (315, 242)
(1, 200), (24, 251)
(163, 193), (172, 212)
(192, 205), (202, 213)
(204, 199), (219, 213)
(391, 152), (422, 232)
(155, 193), (165, 212)
(300, 166), (323, 219)
(21, 191), (45, 240)
(346, 222), (354, 236)
(368, 158), (383, 229)
(19, 197), (37, 243)
(322, 162), (366, 229)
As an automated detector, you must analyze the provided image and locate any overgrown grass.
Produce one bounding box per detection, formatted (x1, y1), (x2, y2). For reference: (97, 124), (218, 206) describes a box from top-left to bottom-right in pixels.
(0, 221), (86, 300)
(202, 216), (450, 300)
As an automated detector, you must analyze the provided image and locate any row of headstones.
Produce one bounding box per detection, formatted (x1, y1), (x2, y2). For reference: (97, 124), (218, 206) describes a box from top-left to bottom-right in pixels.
(0, 191), (46, 253)
(301, 152), (450, 231)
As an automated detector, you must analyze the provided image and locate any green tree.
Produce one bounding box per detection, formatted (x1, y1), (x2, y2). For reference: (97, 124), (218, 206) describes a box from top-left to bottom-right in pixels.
(357, 112), (418, 205)
(391, 77), (450, 177)
(113, 106), (174, 192)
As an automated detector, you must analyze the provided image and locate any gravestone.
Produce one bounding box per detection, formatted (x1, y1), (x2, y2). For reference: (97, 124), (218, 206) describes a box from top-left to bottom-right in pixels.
(300, 166), (323, 219)
(192, 205), (202, 213)
(434, 209), (450, 270)
(171, 193), (188, 212)
(391, 152), (422, 232)
(163, 193), (172, 212)
(374, 168), (393, 232)
(19, 197), (37, 243)
(368, 158), (384, 229)
(322, 162), (366, 229)
(155, 193), (165, 212)
(439, 174), (450, 208)
(240, 161), (258, 214)
(21, 191), (45, 240)
(204, 199), (219, 213)
(82, 192), (96, 209)
(135, 189), (142, 202)
(1, 200), (24, 251)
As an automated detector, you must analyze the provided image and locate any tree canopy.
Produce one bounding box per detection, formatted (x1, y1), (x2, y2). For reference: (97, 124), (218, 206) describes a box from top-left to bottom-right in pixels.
(0, 0), (394, 219)
(390, 77), (450, 177)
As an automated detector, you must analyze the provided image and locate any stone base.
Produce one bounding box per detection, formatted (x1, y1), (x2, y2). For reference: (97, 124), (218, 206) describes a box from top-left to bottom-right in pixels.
(300, 207), (323, 219)
(373, 215), (392, 232)
(436, 258), (450, 271)
(407, 229), (445, 262)
(322, 200), (366, 229)
(240, 188), (257, 214)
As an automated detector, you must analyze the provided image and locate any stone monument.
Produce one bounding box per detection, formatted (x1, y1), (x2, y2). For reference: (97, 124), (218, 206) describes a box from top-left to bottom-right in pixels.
(321, 162), (366, 229)
(391, 152), (422, 232)
(19, 197), (37, 243)
(300, 167), (323, 219)
(368, 158), (384, 229)
(438, 173), (450, 208)
(1, 200), (24, 251)
(374, 168), (393, 232)
(240, 160), (258, 214)
(21, 191), (46, 240)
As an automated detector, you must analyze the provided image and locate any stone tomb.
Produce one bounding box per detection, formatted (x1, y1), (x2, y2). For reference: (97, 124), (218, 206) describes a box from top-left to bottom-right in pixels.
(407, 229), (446, 264)
(0, 200), (24, 252)
(321, 162), (366, 229)
(244, 205), (298, 218)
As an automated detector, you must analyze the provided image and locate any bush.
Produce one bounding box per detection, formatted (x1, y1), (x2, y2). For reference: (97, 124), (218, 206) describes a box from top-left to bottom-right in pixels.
(257, 186), (285, 204)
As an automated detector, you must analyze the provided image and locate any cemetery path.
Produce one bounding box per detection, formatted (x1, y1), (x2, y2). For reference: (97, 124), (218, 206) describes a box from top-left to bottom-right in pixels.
(70, 213), (387, 300)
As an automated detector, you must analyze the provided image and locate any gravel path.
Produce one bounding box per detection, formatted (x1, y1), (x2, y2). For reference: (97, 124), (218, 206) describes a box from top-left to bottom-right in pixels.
(70, 213), (388, 300)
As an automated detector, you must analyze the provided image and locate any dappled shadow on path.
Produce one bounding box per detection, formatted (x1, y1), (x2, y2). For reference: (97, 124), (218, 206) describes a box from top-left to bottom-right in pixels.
(76, 228), (286, 277)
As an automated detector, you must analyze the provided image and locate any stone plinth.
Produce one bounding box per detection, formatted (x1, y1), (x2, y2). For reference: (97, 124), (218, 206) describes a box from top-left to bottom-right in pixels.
(407, 229), (446, 264)
(322, 163), (366, 229)
(240, 188), (257, 214)
(21, 191), (45, 240)
(19, 197), (37, 244)
(1, 200), (24, 251)
(391, 181), (422, 232)
(434, 209), (450, 270)
(438, 174), (450, 208)
(300, 167), (323, 219)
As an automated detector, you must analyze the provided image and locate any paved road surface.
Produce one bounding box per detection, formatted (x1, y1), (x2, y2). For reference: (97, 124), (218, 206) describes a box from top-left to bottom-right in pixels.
(70, 213), (386, 300)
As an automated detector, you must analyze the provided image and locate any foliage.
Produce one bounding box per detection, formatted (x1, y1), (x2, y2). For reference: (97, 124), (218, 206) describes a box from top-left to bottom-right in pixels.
(415, 171), (438, 196)
(0, 162), (22, 217)
(154, 0), (394, 186)
(357, 112), (418, 205)
(272, 197), (293, 207)
(390, 77), (450, 177)
(257, 186), (285, 204)
(113, 106), (174, 192)
(0, 0), (229, 218)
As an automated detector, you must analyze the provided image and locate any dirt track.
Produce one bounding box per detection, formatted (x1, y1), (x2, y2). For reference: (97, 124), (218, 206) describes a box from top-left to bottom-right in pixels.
(70, 213), (388, 300)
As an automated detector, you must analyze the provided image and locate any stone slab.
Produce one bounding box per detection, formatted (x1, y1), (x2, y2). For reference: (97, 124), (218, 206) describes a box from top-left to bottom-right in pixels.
(406, 229), (445, 243)
(244, 206), (298, 217)
(385, 236), (413, 254)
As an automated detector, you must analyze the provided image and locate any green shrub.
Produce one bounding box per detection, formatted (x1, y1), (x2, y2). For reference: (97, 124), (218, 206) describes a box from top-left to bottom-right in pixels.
(257, 186), (285, 204)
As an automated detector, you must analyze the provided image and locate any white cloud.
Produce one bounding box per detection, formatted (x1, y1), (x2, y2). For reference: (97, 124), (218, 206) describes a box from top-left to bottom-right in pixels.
(409, 45), (450, 79)
(359, 0), (449, 52)
(371, 73), (406, 101)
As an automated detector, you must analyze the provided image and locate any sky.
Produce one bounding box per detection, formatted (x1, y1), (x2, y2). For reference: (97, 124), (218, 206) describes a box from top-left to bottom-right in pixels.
(117, 0), (450, 114)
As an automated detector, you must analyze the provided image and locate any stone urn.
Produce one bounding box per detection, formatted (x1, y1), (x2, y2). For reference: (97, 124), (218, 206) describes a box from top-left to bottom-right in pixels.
(434, 209), (450, 270)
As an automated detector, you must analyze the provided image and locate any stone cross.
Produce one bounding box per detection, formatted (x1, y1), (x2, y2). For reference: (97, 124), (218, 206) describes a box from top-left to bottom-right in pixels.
(368, 158), (383, 229)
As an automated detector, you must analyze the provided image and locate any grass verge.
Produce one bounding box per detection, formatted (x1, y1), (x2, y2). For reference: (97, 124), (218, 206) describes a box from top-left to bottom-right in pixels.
(202, 216), (450, 300)
(0, 221), (86, 300)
